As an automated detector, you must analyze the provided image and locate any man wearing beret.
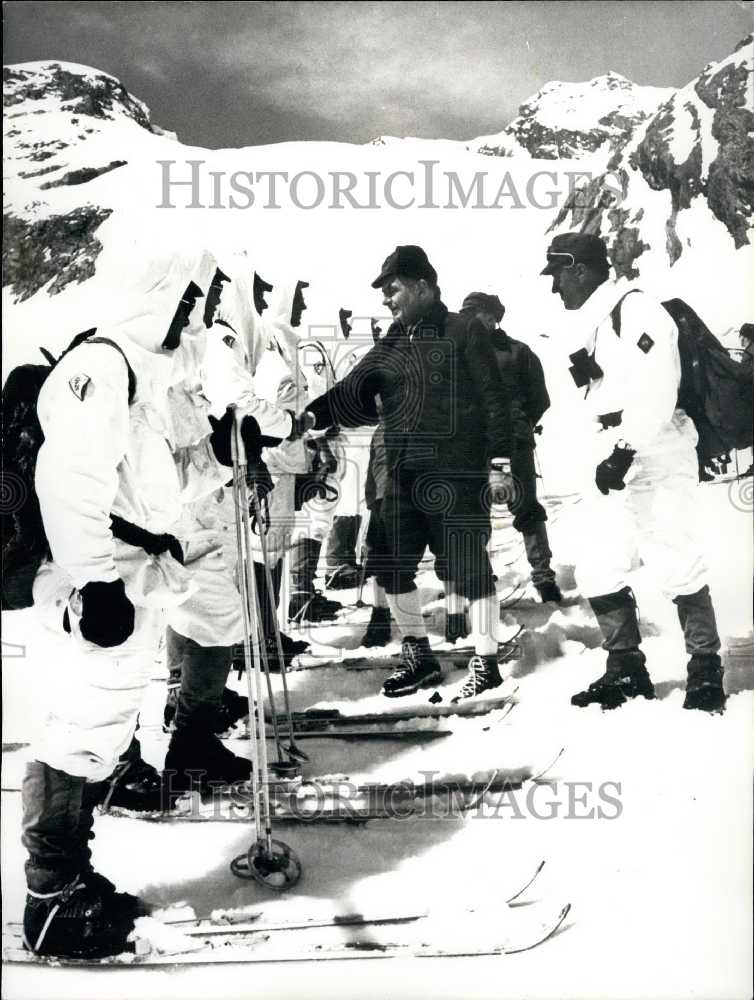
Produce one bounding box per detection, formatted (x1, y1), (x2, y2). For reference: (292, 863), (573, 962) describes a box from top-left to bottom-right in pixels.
(542, 232), (725, 713)
(460, 292), (560, 613)
(299, 246), (516, 699)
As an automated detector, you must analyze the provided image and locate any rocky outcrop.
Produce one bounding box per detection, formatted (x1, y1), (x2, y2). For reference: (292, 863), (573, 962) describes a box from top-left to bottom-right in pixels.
(3, 206), (113, 301)
(3, 63), (154, 131)
(39, 160), (127, 189)
(545, 39), (753, 279)
(472, 71), (671, 162)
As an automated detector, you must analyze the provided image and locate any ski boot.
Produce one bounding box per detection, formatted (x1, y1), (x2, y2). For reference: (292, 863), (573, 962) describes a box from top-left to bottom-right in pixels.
(452, 654), (502, 702)
(280, 631), (310, 658)
(214, 686), (249, 734)
(325, 564), (361, 590)
(163, 729), (251, 802)
(382, 637), (442, 698)
(23, 876), (137, 958)
(289, 589), (343, 624)
(536, 581), (563, 604)
(103, 754), (163, 812)
(444, 611), (470, 644)
(683, 654), (726, 713)
(79, 869), (150, 920)
(361, 605), (392, 648)
(571, 650), (655, 709)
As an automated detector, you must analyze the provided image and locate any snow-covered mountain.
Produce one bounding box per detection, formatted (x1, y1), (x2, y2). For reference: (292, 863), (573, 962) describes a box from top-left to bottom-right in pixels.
(470, 72), (673, 161)
(3, 41), (752, 380)
(546, 34), (753, 312)
(368, 73), (673, 164)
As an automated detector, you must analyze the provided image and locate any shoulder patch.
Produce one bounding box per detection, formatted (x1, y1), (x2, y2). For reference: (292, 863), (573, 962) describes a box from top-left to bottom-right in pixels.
(68, 374), (92, 401)
(637, 333), (654, 354)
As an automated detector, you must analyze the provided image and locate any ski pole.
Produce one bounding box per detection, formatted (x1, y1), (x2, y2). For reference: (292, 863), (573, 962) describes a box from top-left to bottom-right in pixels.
(249, 486), (309, 765)
(230, 414), (265, 847)
(230, 409), (303, 892)
(232, 414), (275, 855)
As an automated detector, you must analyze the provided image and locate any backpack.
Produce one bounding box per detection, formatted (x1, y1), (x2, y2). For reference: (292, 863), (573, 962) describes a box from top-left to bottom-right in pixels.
(1, 330), (136, 610)
(610, 293), (753, 469)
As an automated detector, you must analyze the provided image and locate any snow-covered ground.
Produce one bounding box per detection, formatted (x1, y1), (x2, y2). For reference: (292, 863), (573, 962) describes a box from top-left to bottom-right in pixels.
(2, 480), (752, 1000)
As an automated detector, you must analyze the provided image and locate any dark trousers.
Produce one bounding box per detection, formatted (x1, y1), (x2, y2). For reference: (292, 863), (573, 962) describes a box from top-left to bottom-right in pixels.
(508, 446), (547, 532)
(378, 467), (496, 601)
(509, 447), (554, 586)
(325, 515), (362, 570)
(167, 627), (231, 733)
(364, 500), (388, 581)
(22, 762), (105, 891)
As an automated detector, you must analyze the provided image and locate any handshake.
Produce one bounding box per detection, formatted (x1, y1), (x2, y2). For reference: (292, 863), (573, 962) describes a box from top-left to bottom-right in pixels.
(287, 410), (316, 441)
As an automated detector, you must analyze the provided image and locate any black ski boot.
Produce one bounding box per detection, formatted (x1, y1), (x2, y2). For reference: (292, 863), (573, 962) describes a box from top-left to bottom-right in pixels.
(571, 650), (655, 709)
(23, 877), (136, 958)
(325, 564), (361, 590)
(574, 587), (655, 709)
(80, 870), (150, 920)
(381, 637), (442, 697)
(444, 611), (470, 644)
(683, 653), (726, 713)
(280, 631), (310, 658)
(289, 589), (343, 624)
(535, 581), (563, 604)
(362, 605), (392, 648)
(163, 730), (251, 801)
(452, 654), (502, 702)
(214, 687), (249, 734)
(103, 740), (163, 812)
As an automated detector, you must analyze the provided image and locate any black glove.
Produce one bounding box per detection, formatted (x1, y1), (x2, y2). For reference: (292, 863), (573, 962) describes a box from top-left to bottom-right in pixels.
(595, 444), (635, 495)
(209, 410), (263, 466)
(79, 579), (135, 648)
(110, 515), (184, 565)
(247, 456), (274, 503)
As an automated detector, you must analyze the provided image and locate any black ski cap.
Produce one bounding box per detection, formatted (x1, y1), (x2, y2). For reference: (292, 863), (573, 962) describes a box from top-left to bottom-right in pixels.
(541, 233), (609, 274)
(371, 245), (437, 289)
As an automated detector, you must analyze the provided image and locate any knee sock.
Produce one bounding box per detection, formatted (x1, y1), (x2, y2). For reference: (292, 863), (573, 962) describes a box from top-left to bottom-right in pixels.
(372, 580), (389, 609)
(387, 589), (427, 640)
(469, 594), (499, 656)
(445, 587), (466, 615)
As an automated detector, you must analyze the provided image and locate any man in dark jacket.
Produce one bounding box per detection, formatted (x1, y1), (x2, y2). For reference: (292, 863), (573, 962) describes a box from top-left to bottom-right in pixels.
(299, 246), (516, 699)
(461, 293), (561, 604)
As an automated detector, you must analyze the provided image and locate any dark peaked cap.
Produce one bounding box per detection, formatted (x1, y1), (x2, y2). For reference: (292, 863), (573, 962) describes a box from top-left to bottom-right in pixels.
(371, 245), (438, 288)
(541, 233), (609, 274)
(462, 292), (505, 321)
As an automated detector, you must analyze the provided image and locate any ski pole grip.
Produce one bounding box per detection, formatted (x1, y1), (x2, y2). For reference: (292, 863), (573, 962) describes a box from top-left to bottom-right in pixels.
(229, 405), (246, 465)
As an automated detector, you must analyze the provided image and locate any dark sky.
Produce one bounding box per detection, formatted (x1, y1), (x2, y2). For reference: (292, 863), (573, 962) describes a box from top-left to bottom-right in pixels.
(3, 1), (752, 148)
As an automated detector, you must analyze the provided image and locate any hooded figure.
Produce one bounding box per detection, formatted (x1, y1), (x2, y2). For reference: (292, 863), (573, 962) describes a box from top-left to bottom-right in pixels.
(35, 247), (223, 612)
(21, 246), (246, 962)
(167, 255), (293, 647)
(251, 274), (313, 563)
(162, 255), (294, 790)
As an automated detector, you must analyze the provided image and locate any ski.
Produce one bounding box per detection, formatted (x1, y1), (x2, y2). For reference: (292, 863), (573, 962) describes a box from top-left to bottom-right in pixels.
(264, 695), (517, 737)
(101, 751), (561, 824)
(3, 859), (545, 938)
(292, 626), (524, 672)
(3, 900), (570, 965)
